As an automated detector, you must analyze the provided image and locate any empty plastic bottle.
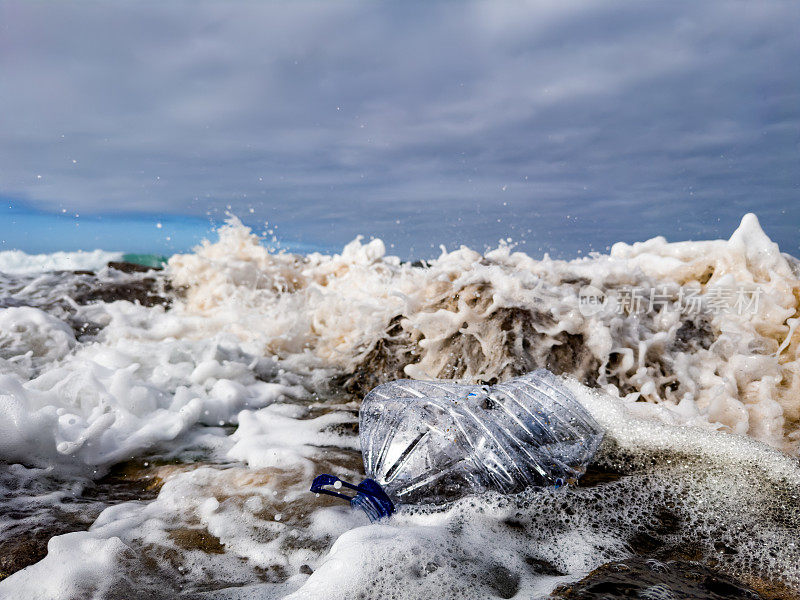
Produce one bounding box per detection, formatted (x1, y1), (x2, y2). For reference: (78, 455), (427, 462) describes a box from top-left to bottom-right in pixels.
(311, 369), (604, 520)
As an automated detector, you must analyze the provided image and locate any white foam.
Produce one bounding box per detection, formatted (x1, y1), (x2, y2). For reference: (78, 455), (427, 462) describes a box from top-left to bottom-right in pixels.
(1, 213), (799, 598)
(0, 301), (302, 470)
(0, 249), (123, 275)
(166, 213), (800, 450)
(0, 307), (76, 377)
(227, 403), (360, 476)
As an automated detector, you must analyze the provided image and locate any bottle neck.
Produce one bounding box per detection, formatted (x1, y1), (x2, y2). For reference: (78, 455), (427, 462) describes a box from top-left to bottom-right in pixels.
(310, 474), (395, 521)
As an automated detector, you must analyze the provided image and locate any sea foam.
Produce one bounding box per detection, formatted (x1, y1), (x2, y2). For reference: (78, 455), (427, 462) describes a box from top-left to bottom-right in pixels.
(167, 212), (800, 450)
(0, 213), (798, 598)
(0, 249), (123, 275)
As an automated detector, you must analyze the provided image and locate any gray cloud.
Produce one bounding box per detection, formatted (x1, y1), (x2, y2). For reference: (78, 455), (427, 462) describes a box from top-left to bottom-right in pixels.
(0, 1), (798, 257)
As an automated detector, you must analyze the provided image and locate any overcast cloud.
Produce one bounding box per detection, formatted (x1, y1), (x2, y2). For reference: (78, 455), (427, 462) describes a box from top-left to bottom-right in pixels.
(1, 1), (798, 257)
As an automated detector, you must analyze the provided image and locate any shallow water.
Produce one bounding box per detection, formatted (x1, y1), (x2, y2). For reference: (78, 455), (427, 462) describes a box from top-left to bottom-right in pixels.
(0, 214), (798, 599)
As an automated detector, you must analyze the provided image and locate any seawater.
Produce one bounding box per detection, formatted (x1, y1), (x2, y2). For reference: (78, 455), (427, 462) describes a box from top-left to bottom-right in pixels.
(0, 213), (798, 599)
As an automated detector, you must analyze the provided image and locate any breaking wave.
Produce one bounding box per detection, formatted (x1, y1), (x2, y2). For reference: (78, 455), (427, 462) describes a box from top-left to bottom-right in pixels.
(169, 212), (800, 450)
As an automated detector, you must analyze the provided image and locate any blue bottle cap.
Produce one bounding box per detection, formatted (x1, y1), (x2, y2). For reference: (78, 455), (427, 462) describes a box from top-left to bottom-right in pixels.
(310, 474), (395, 521)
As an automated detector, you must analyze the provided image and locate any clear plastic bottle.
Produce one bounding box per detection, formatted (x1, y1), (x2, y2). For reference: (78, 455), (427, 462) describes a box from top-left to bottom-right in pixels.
(311, 370), (603, 519)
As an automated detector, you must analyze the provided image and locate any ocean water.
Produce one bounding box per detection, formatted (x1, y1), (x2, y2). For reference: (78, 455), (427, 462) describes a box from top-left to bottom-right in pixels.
(0, 214), (798, 599)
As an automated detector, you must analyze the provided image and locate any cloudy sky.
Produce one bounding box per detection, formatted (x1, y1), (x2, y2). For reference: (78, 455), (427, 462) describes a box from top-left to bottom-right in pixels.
(1, 1), (798, 257)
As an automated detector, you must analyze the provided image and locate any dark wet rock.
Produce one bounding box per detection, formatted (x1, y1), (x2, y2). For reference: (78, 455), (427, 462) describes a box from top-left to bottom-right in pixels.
(334, 314), (417, 396)
(68, 318), (105, 339)
(322, 419), (359, 438)
(551, 558), (776, 600)
(699, 266), (715, 285)
(485, 564), (520, 599)
(30, 269), (173, 339)
(673, 316), (714, 352)
(0, 503), (93, 581)
(524, 556), (565, 576)
(324, 274), (726, 407)
(338, 299), (600, 397)
(0, 524), (86, 582)
(71, 275), (171, 308)
(575, 463), (625, 488)
(0, 268), (174, 342)
(169, 528), (226, 554)
(545, 331), (598, 385)
(107, 261), (163, 273)
(81, 460), (171, 503)
(70, 279), (169, 307)
(407, 259), (430, 268)
(0, 460), (185, 581)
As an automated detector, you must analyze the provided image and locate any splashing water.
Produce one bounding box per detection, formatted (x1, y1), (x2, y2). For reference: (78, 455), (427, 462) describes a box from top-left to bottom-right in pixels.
(0, 213), (798, 599)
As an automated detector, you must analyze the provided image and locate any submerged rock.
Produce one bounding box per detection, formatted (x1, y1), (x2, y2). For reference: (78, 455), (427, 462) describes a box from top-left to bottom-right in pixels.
(71, 262), (171, 308)
(0, 459), (186, 582)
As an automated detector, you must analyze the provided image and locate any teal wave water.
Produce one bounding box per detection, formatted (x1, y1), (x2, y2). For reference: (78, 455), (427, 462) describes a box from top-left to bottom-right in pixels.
(120, 253), (169, 269)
